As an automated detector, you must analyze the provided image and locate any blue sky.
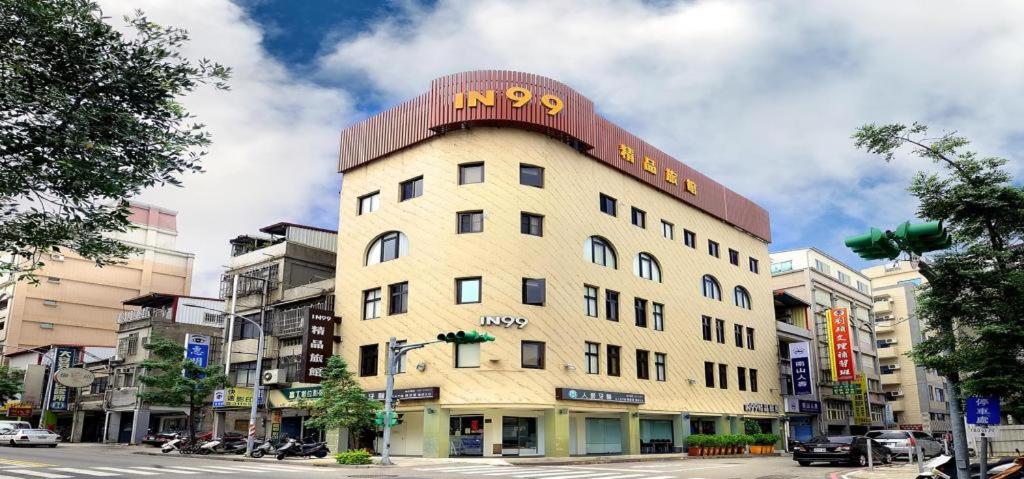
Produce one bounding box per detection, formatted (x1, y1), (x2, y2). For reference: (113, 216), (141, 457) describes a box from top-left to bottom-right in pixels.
(111, 0), (1024, 294)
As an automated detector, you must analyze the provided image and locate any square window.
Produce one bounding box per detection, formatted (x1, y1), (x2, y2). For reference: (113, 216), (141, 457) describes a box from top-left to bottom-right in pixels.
(457, 211), (484, 233)
(585, 342), (600, 374)
(520, 164), (544, 188)
(456, 342), (480, 368)
(521, 212), (543, 236)
(661, 221), (673, 239)
(631, 207), (646, 228)
(729, 249), (739, 266)
(456, 277), (481, 304)
(605, 290), (619, 321)
(708, 240), (720, 258)
(522, 341), (545, 369)
(522, 278), (546, 306)
(359, 344), (378, 376)
(683, 230), (696, 248)
(362, 288), (381, 320)
(636, 349), (650, 379)
(400, 177), (423, 201)
(749, 257), (759, 274)
(599, 194), (617, 216)
(358, 191), (379, 215)
(584, 285), (598, 317)
(459, 163), (484, 184)
(607, 345), (621, 376)
(388, 282), (408, 315)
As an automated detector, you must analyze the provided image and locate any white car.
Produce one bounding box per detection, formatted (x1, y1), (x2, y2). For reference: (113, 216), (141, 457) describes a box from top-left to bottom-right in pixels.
(0, 429), (59, 447)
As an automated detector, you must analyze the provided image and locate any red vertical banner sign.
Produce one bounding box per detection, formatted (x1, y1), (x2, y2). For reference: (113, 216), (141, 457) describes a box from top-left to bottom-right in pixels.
(826, 308), (856, 382)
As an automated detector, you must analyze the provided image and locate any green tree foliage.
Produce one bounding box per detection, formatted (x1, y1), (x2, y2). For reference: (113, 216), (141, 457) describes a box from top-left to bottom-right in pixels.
(854, 122), (1024, 417)
(137, 336), (228, 442)
(299, 356), (379, 433)
(0, 0), (228, 278)
(0, 365), (23, 403)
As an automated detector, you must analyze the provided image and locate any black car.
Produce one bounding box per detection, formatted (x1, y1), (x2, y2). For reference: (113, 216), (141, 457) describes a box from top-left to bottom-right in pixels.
(793, 436), (893, 467)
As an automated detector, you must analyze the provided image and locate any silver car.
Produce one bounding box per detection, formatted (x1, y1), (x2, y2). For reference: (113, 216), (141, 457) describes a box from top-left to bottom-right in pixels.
(866, 430), (944, 458)
(0, 428), (60, 447)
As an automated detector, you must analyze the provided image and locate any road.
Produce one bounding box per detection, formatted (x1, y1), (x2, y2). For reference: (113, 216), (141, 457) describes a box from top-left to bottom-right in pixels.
(0, 445), (868, 479)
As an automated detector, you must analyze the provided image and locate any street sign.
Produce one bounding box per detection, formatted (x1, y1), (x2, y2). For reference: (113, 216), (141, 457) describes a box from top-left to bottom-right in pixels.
(966, 396), (1000, 425)
(54, 367), (95, 388)
(184, 334), (211, 370)
(789, 341), (814, 396)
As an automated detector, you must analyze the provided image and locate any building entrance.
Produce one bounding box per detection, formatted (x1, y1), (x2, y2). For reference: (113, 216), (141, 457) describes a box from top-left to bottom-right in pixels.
(585, 418), (622, 455)
(449, 415), (484, 456)
(501, 417), (538, 456)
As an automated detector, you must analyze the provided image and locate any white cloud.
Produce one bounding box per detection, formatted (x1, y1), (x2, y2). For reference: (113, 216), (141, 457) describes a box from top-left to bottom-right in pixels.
(98, 0), (354, 295)
(319, 0), (1024, 255)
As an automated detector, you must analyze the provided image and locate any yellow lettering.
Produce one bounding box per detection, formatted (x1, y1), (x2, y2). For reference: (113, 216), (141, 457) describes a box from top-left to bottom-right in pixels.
(685, 179), (698, 196)
(454, 92), (464, 110)
(540, 94), (564, 115)
(665, 168), (678, 185)
(643, 156), (657, 174)
(467, 90), (496, 108)
(506, 87), (532, 107)
(618, 144), (635, 163)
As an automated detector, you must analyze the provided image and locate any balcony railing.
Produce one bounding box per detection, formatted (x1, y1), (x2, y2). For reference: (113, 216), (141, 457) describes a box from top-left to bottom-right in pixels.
(116, 307), (170, 324)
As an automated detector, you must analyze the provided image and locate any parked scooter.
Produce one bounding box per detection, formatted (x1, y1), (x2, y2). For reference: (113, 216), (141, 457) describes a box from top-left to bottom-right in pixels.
(275, 436), (329, 460)
(251, 438), (283, 459)
(197, 436), (247, 455)
(161, 433), (183, 454)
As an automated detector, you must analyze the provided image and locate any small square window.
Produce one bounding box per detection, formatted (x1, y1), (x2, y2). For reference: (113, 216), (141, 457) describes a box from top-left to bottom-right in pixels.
(599, 194), (617, 216)
(522, 278), (546, 306)
(521, 212), (543, 236)
(358, 192), (380, 215)
(457, 211), (484, 233)
(456, 277), (481, 304)
(661, 221), (673, 239)
(749, 257), (760, 274)
(520, 164), (544, 188)
(631, 207), (646, 228)
(708, 240), (720, 258)
(359, 344), (378, 377)
(729, 249), (739, 266)
(456, 343), (480, 368)
(683, 230), (696, 248)
(459, 163), (484, 184)
(400, 177), (423, 201)
(362, 288), (381, 320)
(522, 341), (545, 369)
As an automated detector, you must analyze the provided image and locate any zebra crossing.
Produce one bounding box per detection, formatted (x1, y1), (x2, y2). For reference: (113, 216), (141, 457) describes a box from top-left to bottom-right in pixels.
(414, 464), (682, 479)
(0, 463), (330, 478)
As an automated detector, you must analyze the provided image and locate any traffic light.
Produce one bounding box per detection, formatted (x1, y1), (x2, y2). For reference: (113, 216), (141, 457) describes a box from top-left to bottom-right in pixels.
(436, 330), (496, 344)
(373, 410), (399, 427)
(844, 227), (901, 260)
(893, 221), (952, 255)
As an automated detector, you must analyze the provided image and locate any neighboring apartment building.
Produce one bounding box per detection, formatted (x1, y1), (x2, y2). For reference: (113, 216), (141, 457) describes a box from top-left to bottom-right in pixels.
(335, 71), (782, 458)
(862, 260), (951, 436)
(770, 248), (885, 435)
(214, 222), (336, 440)
(0, 202), (195, 357)
(774, 290), (820, 442)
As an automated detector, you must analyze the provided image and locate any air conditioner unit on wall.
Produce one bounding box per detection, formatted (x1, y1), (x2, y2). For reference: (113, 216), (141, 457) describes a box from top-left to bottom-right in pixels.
(262, 369), (284, 385)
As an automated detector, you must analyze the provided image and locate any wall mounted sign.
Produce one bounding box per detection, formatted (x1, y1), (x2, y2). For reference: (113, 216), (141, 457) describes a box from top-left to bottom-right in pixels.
(743, 403), (780, 414)
(453, 87), (564, 116)
(785, 397), (821, 414)
(184, 334), (211, 379)
(54, 367), (95, 388)
(966, 396), (1000, 425)
(365, 387), (440, 402)
(49, 346), (78, 412)
(851, 373), (871, 426)
(826, 308), (857, 382)
(555, 388), (645, 405)
(480, 316), (528, 329)
(213, 387), (264, 408)
(300, 309), (337, 383)
(899, 424), (924, 431)
(282, 386), (322, 401)
(789, 341), (814, 396)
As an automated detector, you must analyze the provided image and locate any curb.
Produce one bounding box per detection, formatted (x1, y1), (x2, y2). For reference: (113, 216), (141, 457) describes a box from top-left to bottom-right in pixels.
(130, 450), (339, 468)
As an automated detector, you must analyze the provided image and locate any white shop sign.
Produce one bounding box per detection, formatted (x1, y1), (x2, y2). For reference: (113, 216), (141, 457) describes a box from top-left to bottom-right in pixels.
(480, 316), (528, 329)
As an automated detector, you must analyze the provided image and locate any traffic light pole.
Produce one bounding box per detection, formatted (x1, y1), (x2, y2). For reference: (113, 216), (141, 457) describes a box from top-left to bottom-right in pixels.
(380, 336), (439, 466)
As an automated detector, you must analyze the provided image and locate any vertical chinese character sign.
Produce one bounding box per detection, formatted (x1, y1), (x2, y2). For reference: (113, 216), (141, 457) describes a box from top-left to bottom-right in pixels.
(789, 341), (814, 396)
(184, 334), (211, 371)
(826, 308), (856, 382)
(851, 373), (871, 425)
(301, 309), (336, 383)
(966, 396), (1000, 426)
(49, 346), (78, 411)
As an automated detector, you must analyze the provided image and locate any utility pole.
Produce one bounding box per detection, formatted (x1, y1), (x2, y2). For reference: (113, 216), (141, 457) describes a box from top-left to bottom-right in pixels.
(245, 279), (269, 457)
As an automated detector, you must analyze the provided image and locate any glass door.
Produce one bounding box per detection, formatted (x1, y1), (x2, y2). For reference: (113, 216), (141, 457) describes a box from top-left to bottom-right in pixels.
(502, 417), (538, 456)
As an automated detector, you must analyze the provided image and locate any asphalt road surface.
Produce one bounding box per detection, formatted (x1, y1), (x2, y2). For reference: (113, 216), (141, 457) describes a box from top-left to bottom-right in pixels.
(0, 445), (865, 479)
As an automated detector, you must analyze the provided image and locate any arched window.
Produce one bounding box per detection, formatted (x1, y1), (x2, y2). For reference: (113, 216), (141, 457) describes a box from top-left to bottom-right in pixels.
(365, 231), (408, 265)
(634, 252), (662, 283)
(584, 236), (617, 268)
(734, 286), (752, 309)
(702, 274), (722, 300)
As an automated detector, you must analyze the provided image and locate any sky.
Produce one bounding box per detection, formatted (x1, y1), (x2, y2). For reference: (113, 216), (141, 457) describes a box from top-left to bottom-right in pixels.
(99, 0), (1024, 296)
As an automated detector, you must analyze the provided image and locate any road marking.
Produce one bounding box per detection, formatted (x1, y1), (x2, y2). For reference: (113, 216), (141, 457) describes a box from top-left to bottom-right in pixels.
(535, 472), (623, 479)
(50, 468), (121, 477)
(94, 467), (160, 475)
(129, 467), (202, 475)
(504, 470), (579, 478)
(480, 469), (569, 476)
(4, 471), (72, 479)
(419, 466), (513, 472)
(0, 459), (52, 468)
(0, 476), (33, 479)
(587, 475), (647, 479)
(209, 466), (271, 473)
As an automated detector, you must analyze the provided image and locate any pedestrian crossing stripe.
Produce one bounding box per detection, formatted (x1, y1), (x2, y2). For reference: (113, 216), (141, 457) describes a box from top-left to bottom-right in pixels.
(0, 464), (335, 478)
(4, 471), (71, 479)
(0, 460), (52, 468)
(414, 465), (677, 479)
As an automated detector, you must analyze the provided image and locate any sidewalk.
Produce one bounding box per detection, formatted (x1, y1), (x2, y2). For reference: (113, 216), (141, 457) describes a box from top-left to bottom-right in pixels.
(840, 463), (923, 479)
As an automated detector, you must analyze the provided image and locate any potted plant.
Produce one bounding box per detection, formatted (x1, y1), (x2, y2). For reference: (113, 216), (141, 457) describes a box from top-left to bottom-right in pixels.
(687, 434), (705, 456)
(738, 434), (754, 454)
(726, 434), (739, 454)
(753, 433), (779, 454)
(712, 434), (724, 455)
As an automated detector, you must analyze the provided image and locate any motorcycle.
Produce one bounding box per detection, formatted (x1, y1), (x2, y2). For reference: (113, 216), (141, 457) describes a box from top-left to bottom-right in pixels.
(161, 433), (183, 454)
(275, 437), (329, 460)
(197, 436), (247, 455)
(251, 438), (283, 459)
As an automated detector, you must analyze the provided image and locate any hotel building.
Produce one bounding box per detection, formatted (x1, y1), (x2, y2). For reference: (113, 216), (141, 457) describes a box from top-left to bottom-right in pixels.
(336, 71), (782, 457)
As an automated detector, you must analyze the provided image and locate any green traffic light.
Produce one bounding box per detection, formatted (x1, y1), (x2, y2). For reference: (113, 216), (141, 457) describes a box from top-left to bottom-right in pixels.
(895, 220), (951, 254)
(844, 227), (900, 260)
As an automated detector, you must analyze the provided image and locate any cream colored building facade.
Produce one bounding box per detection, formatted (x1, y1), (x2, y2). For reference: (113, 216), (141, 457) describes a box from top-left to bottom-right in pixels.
(337, 126), (782, 457)
(862, 261), (951, 435)
(0, 202), (194, 357)
(770, 248), (886, 435)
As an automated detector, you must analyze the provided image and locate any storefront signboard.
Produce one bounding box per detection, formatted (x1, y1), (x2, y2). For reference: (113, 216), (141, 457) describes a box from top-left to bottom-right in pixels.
(826, 308), (857, 382)
(49, 346), (78, 411)
(851, 373), (871, 426)
(300, 309), (336, 383)
(480, 316), (528, 329)
(788, 341), (814, 396)
(365, 387), (440, 401)
(212, 387), (265, 408)
(743, 403), (780, 414)
(5, 402), (33, 418)
(282, 386), (322, 401)
(555, 388), (645, 405)
(899, 424), (924, 431)
(786, 398), (821, 414)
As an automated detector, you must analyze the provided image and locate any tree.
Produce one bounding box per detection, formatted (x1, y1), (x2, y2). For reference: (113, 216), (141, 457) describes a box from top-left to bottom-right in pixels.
(0, 0), (229, 278)
(0, 365), (22, 403)
(137, 335), (228, 443)
(853, 122), (1024, 418)
(299, 356), (379, 434)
